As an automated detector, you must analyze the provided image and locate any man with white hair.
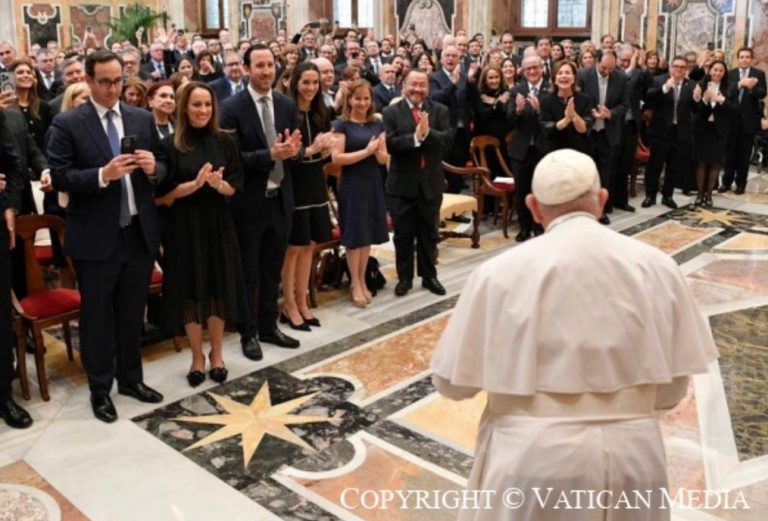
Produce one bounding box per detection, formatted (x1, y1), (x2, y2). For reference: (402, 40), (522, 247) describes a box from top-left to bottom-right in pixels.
(431, 149), (718, 521)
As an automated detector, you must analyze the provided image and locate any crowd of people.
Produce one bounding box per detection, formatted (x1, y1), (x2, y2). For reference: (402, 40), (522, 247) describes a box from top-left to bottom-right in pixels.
(0, 24), (766, 431)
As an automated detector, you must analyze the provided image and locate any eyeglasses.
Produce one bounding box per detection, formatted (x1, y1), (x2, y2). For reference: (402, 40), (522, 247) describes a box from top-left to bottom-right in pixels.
(671, 64), (686, 69)
(225, 62), (240, 67)
(94, 78), (123, 89)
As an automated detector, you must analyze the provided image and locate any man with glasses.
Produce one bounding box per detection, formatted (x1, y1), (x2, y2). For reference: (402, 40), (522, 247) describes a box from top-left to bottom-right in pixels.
(642, 55), (697, 209)
(121, 48), (151, 81)
(507, 55), (548, 241)
(210, 51), (246, 102)
(140, 42), (172, 81)
(48, 50), (166, 423)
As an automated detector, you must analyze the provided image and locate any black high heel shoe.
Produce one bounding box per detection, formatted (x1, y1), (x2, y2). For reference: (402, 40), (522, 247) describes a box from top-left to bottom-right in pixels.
(280, 311), (311, 331)
(694, 194), (705, 206)
(187, 370), (206, 387)
(207, 355), (228, 383)
(303, 316), (321, 327)
(704, 193), (713, 208)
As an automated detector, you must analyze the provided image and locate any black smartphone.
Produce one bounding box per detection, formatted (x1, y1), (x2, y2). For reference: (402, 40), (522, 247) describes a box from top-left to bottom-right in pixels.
(307, 22), (321, 29)
(0, 72), (16, 97)
(120, 135), (137, 155)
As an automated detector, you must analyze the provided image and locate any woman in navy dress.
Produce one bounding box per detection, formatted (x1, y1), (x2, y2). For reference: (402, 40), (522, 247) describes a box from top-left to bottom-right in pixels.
(331, 79), (389, 308)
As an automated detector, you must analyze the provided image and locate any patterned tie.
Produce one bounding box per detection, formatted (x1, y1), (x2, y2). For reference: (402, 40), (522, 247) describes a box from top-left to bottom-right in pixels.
(411, 105), (426, 169)
(259, 96), (284, 184)
(105, 110), (131, 227)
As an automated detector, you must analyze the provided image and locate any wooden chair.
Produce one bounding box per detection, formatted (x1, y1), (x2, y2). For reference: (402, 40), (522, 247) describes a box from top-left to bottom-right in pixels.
(12, 313), (30, 400)
(630, 137), (650, 198)
(469, 135), (516, 238)
(439, 162), (488, 249)
(309, 163), (344, 308)
(12, 215), (80, 401)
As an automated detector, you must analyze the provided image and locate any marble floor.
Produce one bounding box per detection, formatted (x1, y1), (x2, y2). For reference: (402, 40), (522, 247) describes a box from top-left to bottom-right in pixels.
(3, 171), (768, 520)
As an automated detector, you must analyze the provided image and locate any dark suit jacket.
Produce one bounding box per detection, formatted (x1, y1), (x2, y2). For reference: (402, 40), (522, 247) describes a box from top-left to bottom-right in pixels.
(140, 60), (173, 81)
(506, 80), (550, 161)
(218, 89), (299, 218)
(0, 111), (24, 240)
(373, 82), (400, 112)
(728, 67), (767, 134)
(383, 99), (452, 200)
(693, 83), (737, 138)
(1, 108), (48, 214)
(36, 70), (60, 102)
(209, 77), (246, 102)
(646, 75), (698, 141)
(428, 68), (471, 128)
(578, 67), (629, 147)
(47, 101), (166, 260)
(623, 68), (648, 130)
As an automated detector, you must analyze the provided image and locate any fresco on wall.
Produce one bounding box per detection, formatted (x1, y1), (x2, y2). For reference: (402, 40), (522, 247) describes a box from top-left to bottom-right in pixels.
(656, 15), (668, 56)
(397, 0), (453, 50)
(23, 4), (62, 49)
(622, 0), (647, 45)
(752, 0), (768, 70)
(69, 5), (112, 47)
(238, 2), (285, 40)
(674, 2), (716, 54)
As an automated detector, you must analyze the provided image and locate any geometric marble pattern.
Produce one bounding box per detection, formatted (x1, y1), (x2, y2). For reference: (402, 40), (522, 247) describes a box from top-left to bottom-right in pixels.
(633, 220), (722, 255)
(716, 232), (768, 251)
(688, 258), (768, 295)
(0, 461), (87, 520)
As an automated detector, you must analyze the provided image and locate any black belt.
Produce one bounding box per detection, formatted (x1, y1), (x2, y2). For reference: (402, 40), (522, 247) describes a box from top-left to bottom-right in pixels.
(265, 187), (280, 198)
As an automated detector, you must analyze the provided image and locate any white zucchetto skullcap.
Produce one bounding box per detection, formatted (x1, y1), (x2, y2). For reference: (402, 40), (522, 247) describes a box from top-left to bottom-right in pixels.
(532, 149), (600, 205)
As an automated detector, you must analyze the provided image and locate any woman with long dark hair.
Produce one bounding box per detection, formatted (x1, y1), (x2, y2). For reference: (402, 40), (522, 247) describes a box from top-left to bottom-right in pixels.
(9, 59), (52, 154)
(280, 62), (334, 329)
(692, 60), (735, 206)
(160, 82), (245, 387)
(472, 65), (511, 176)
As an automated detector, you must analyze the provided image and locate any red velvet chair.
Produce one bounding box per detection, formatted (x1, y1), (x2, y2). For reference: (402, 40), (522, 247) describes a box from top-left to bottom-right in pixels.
(12, 215), (80, 401)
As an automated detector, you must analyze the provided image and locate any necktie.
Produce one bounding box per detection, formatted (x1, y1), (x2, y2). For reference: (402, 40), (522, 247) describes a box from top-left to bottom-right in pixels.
(259, 96), (284, 184)
(45, 74), (53, 89)
(235, 82), (243, 93)
(530, 86), (538, 98)
(672, 83), (681, 125)
(411, 106), (425, 169)
(106, 110), (131, 227)
(739, 69), (746, 102)
(595, 74), (607, 131)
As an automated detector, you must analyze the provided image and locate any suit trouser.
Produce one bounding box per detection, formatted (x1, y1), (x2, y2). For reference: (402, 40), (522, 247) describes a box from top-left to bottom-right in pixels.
(445, 127), (470, 193)
(615, 121), (638, 207)
(0, 250), (13, 397)
(388, 191), (441, 281)
(591, 130), (618, 209)
(723, 130), (756, 189)
(235, 195), (289, 341)
(74, 219), (154, 395)
(509, 145), (541, 231)
(645, 127), (690, 199)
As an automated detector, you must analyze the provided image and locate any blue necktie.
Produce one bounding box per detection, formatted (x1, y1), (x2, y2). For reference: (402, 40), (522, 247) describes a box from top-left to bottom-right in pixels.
(105, 110), (131, 227)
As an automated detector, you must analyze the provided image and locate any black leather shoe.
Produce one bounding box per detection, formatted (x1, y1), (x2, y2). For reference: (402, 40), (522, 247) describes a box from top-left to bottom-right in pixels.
(641, 197), (655, 208)
(280, 312), (311, 331)
(186, 370), (205, 387)
(91, 394), (117, 423)
(209, 367), (228, 384)
(717, 185), (729, 193)
(515, 228), (531, 242)
(422, 277), (446, 295)
(117, 382), (163, 403)
(532, 225), (544, 236)
(661, 196), (678, 209)
(598, 215), (610, 225)
(394, 279), (412, 296)
(302, 316), (321, 327)
(241, 337), (263, 361)
(734, 186), (746, 195)
(604, 206), (613, 214)
(0, 395), (33, 429)
(615, 204), (636, 212)
(259, 328), (300, 349)
(448, 214), (471, 223)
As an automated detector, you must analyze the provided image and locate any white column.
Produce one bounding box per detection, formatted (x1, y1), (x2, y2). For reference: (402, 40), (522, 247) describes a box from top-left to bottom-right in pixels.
(468, 0), (491, 37)
(288, 0), (310, 36)
(166, 0), (186, 32)
(591, 0), (612, 42)
(0, 0), (17, 46)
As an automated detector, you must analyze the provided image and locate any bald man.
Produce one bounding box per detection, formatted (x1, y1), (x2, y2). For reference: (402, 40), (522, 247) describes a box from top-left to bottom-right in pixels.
(432, 149), (718, 521)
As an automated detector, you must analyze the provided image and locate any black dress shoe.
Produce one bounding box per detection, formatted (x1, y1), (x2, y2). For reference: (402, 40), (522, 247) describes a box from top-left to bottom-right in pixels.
(280, 312), (311, 331)
(661, 196), (678, 209)
(615, 204), (636, 212)
(598, 215), (610, 225)
(394, 279), (412, 296)
(641, 197), (655, 208)
(209, 367), (228, 384)
(448, 214), (471, 223)
(604, 206), (613, 214)
(241, 337), (263, 361)
(90, 394), (117, 423)
(259, 328), (300, 349)
(734, 186), (746, 195)
(682, 189), (692, 196)
(117, 382), (163, 403)
(0, 395), (33, 429)
(186, 370), (205, 387)
(422, 277), (446, 295)
(532, 224), (544, 236)
(302, 316), (321, 327)
(717, 185), (729, 193)
(515, 228), (531, 242)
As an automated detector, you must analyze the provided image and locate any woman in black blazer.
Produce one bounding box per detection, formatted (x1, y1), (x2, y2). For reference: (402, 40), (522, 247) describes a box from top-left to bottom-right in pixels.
(538, 61), (594, 156)
(692, 60), (736, 207)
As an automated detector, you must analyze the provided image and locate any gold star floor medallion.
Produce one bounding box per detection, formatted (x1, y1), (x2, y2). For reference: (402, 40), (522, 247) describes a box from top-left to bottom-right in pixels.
(685, 208), (751, 227)
(176, 382), (336, 467)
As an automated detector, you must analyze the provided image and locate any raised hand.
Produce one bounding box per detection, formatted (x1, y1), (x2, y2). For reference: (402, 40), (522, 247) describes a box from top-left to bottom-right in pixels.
(693, 83), (703, 102)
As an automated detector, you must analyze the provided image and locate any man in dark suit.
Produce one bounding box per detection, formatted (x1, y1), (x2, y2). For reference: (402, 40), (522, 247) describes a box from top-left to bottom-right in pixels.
(48, 50), (165, 423)
(578, 50), (629, 223)
(139, 42), (173, 81)
(35, 49), (60, 102)
(209, 51), (247, 102)
(383, 70), (452, 297)
(48, 57), (85, 115)
(507, 55), (548, 242)
(429, 44), (471, 194)
(536, 37), (554, 82)
(721, 47), (767, 194)
(0, 101), (32, 429)
(642, 55), (698, 209)
(373, 63), (400, 112)
(219, 44), (303, 361)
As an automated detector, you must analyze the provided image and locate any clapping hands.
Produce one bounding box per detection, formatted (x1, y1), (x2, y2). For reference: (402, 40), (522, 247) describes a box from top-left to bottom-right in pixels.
(270, 129), (302, 161)
(194, 162), (225, 190)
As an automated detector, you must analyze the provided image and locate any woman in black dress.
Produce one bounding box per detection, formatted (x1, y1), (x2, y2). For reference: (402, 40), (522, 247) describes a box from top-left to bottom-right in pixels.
(692, 60), (735, 207)
(538, 60), (594, 157)
(472, 65), (511, 178)
(192, 51), (222, 83)
(280, 63), (334, 330)
(161, 82), (245, 387)
(331, 79), (389, 308)
(9, 59), (52, 155)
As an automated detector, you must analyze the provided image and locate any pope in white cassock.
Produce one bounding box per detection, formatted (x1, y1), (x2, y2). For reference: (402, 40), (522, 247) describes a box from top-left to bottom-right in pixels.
(431, 149), (719, 520)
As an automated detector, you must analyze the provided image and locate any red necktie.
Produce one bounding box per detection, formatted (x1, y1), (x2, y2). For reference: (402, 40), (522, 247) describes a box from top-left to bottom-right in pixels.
(411, 106), (425, 169)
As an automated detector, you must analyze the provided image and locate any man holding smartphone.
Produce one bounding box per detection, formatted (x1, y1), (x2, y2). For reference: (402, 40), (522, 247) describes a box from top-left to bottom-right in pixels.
(48, 50), (166, 423)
